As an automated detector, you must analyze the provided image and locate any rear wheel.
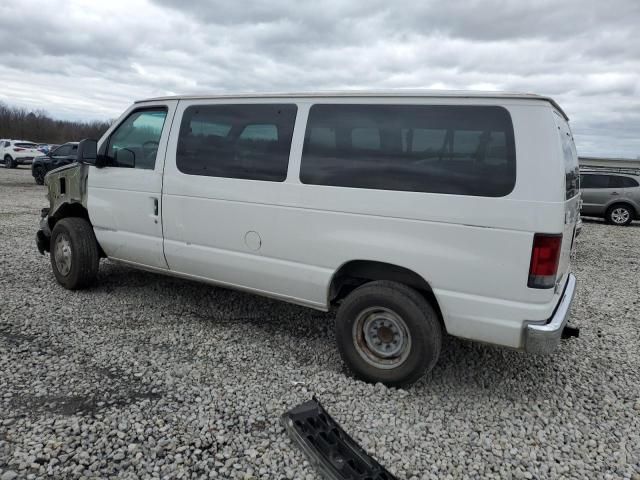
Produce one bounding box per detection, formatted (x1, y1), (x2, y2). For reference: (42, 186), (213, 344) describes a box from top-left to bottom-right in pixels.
(33, 165), (46, 185)
(4, 155), (14, 168)
(335, 280), (442, 387)
(606, 204), (633, 226)
(50, 218), (100, 289)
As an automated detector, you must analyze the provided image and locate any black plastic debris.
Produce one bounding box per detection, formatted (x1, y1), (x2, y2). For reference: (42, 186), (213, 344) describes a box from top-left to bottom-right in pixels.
(281, 398), (397, 480)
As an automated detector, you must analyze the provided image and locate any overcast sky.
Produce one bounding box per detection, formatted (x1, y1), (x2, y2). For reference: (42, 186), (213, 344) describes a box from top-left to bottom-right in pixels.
(1, 0), (638, 158)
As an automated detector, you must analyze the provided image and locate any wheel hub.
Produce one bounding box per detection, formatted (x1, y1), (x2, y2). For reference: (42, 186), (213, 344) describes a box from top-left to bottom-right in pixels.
(353, 306), (411, 369)
(612, 208), (629, 224)
(54, 234), (72, 276)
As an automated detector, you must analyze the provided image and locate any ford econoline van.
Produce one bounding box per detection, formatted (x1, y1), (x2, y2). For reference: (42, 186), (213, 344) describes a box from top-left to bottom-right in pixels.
(36, 91), (580, 386)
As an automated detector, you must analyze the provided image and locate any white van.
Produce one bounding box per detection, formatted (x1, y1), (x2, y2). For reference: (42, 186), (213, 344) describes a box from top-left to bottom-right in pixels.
(36, 91), (580, 386)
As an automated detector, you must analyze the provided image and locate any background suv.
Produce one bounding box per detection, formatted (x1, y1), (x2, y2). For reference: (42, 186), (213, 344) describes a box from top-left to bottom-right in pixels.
(1, 139), (41, 168)
(580, 170), (640, 225)
(31, 142), (78, 184)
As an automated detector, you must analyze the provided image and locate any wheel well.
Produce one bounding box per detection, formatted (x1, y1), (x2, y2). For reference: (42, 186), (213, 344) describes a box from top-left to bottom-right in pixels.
(329, 260), (442, 319)
(49, 202), (90, 228)
(48, 203), (106, 257)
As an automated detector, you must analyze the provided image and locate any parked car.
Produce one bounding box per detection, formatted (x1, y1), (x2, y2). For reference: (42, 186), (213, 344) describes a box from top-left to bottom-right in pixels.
(31, 142), (78, 185)
(1, 139), (41, 168)
(36, 144), (56, 154)
(580, 171), (640, 225)
(36, 91), (579, 386)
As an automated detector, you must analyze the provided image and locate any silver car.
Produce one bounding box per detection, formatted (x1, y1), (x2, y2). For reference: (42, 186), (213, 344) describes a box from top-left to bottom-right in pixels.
(580, 170), (640, 225)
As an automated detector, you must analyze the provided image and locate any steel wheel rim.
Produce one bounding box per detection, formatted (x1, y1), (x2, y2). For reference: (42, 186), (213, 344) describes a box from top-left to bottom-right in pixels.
(612, 208), (630, 224)
(54, 233), (72, 276)
(352, 306), (411, 369)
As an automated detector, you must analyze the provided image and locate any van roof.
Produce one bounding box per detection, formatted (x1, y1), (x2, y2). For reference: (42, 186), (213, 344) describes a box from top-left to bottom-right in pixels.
(136, 90), (569, 120)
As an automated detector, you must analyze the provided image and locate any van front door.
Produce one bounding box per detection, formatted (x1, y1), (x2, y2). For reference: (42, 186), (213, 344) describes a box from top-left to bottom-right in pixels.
(87, 102), (177, 269)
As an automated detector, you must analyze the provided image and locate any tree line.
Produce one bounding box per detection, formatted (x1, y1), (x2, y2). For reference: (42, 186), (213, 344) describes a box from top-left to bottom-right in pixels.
(0, 101), (112, 145)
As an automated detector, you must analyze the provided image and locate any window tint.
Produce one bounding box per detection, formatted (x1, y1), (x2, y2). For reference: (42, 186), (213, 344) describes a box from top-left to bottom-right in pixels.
(300, 104), (516, 196)
(352, 128), (380, 150)
(16, 142), (36, 148)
(608, 175), (626, 188)
(239, 124), (278, 141)
(106, 108), (167, 169)
(580, 174), (610, 189)
(621, 176), (639, 188)
(554, 112), (579, 199)
(176, 104), (297, 181)
(53, 144), (72, 156)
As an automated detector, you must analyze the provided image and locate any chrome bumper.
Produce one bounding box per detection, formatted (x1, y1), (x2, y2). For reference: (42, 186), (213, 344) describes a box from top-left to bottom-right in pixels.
(524, 273), (577, 354)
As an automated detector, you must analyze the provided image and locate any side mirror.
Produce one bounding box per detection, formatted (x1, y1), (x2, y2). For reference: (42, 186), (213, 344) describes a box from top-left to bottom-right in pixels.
(76, 139), (97, 166)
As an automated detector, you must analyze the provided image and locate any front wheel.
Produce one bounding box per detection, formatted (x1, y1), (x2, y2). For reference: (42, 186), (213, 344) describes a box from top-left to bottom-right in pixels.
(335, 280), (442, 387)
(606, 204), (633, 226)
(33, 165), (46, 185)
(50, 217), (100, 289)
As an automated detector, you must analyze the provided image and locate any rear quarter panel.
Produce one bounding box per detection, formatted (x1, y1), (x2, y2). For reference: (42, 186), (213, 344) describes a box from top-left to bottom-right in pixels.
(284, 101), (567, 348)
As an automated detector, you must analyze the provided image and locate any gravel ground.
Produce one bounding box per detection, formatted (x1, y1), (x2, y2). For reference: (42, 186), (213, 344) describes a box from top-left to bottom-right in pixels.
(1, 166), (639, 480)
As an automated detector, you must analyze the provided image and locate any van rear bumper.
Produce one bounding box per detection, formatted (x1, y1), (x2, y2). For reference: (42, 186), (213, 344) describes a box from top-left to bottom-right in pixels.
(523, 273), (577, 354)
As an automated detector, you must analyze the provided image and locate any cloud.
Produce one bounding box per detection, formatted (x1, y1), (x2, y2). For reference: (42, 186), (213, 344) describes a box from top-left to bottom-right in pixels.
(0, 0), (638, 158)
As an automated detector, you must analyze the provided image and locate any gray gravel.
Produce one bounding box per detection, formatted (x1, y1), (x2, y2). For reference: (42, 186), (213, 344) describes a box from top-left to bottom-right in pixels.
(1, 166), (639, 480)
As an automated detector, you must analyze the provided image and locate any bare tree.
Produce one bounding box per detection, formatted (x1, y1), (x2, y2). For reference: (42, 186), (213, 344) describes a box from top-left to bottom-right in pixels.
(0, 101), (112, 144)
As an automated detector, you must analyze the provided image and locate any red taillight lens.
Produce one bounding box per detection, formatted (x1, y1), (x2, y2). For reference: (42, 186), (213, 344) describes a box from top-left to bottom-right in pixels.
(13, 147), (24, 152)
(528, 234), (562, 289)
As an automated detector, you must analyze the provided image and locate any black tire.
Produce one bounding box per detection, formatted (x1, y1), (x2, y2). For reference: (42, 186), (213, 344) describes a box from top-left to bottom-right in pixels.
(4, 155), (13, 168)
(606, 204), (634, 226)
(33, 165), (46, 185)
(335, 280), (442, 387)
(50, 217), (99, 289)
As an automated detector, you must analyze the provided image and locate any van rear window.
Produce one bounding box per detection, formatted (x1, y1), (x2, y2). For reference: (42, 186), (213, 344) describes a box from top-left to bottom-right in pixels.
(554, 111), (579, 199)
(300, 104), (516, 197)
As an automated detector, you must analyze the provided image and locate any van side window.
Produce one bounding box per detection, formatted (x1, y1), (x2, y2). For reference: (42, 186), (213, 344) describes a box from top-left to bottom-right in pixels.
(352, 128), (380, 150)
(176, 104), (297, 182)
(106, 108), (168, 170)
(300, 105), (516, 197)
(553, 111), (579, 199)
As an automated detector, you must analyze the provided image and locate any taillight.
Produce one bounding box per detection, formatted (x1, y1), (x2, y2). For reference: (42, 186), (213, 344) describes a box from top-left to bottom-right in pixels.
(13, 147), (24, 152)
(528, 234), (562, 289)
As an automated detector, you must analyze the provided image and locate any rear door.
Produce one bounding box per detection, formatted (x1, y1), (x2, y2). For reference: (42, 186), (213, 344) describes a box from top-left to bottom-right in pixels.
(553, 111), (579, 286)
(620, 176), (640, 213)
(88, 101), (177, 269)
(580, 174), (617, 214)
